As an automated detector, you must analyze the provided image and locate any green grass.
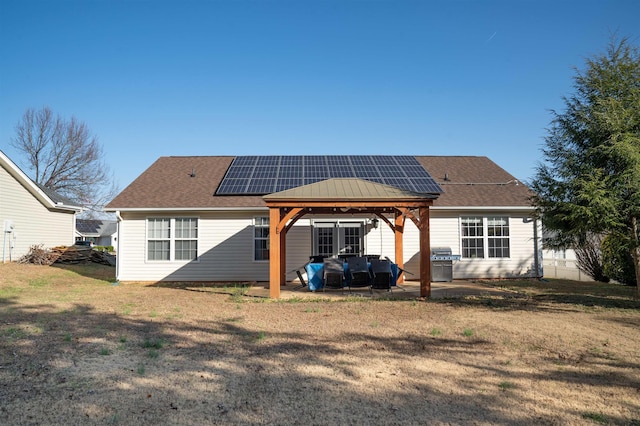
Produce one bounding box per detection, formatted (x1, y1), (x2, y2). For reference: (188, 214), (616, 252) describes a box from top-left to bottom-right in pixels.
(430, 328), (442, 336)
(462, 328), (475, 337)
(28, 277), (49, 288)
(99, 348), (111, 356)
(3, 326), (27, 340)
(120, 303), (136, 315)
(224, 284), (250, 302)
(581, 412), (608, 424)
(0, 286), (23, 297)
(498, 381), (514, 391)
(142, 338), (164, 349)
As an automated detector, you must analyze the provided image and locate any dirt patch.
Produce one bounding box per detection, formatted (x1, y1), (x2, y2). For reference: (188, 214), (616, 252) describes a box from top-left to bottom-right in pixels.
(1, 263), (639, 425)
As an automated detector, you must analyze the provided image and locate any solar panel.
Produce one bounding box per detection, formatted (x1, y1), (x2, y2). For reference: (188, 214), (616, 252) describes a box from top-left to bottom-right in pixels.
(215, 155), (443, 195)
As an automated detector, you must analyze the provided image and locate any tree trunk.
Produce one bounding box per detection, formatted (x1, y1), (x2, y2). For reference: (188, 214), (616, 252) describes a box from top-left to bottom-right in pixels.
(632, 217), (640, 298)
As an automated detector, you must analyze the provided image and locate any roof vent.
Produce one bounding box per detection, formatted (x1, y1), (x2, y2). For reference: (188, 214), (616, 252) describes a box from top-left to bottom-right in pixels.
(190, 168), (196, 178)
(444, 173), (450, 181)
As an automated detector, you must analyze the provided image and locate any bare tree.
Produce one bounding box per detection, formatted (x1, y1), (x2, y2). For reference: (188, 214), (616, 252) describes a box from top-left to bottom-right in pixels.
(11, 107), (118, 214)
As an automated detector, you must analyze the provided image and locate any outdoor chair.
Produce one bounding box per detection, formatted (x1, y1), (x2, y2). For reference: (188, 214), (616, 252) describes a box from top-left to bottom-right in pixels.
(346, 256), (372, 292)
(323, 257), (345, 292)
(370, 258), (393, 292)
(309, 255), (327, 264)
(290, 263), (309, 290)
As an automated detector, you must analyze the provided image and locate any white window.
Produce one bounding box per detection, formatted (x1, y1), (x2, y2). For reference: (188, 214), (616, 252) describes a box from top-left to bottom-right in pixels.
(254, 217), (269, 261)
(175, 218), (198, 261)
(147, 218), (170, 261)
(487, 217), (510, 258)
(461, 217), (484, 258)
(461, 216), (510, 259)
(147, 217), (198, 261)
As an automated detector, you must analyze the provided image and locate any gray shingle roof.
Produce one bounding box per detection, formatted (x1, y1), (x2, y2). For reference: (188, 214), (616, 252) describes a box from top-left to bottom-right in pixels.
(105, 156), (533, 210)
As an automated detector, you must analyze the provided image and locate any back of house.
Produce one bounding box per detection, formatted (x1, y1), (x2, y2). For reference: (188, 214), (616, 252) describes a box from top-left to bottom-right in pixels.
(105, 155), (538, 284)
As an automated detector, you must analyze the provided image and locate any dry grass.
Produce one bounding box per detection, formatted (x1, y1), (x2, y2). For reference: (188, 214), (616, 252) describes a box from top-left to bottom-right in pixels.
(1, 263), (639, 425)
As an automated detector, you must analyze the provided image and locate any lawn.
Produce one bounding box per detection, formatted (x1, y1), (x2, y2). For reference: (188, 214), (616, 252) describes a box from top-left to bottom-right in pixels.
(1, 262), (639, 425)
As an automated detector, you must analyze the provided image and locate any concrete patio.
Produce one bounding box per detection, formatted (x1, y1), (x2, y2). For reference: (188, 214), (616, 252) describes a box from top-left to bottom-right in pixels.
(245, 280), (518, 300)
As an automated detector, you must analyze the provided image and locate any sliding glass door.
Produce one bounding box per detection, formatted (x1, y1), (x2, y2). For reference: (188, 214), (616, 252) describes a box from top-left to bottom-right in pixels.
(313, 222), (363, 257)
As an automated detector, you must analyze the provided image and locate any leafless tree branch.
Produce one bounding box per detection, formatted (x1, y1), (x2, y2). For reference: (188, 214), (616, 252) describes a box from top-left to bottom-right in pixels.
(11, 106), (118, 213)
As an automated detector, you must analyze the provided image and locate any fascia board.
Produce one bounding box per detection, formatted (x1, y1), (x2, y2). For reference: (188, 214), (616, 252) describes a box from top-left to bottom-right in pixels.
(430, 206), (534, 211)
(105, 207), (269, 213)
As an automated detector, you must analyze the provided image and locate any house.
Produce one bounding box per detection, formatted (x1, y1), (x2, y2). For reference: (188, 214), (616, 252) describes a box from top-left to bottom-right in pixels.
(75, 219), (118, 249)
(0, 150), (81, 261)
(105, 155), (540, 298)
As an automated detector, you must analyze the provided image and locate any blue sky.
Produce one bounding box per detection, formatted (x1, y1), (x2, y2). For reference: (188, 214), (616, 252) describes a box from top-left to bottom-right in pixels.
(1, 0), (638, 191)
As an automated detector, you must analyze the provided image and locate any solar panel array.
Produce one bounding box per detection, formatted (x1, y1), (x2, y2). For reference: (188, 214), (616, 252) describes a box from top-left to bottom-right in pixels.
(216, 155), (443, 195)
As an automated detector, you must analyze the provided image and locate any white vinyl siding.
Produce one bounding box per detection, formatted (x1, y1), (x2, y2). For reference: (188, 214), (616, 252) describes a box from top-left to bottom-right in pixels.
(0, 163), (76, 259)
(118, 211), (310, 282)
(115, 210), (538, 283)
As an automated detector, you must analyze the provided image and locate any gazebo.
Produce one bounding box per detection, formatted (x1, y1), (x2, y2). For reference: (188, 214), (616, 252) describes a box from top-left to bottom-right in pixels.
(263, 178), (439, 299)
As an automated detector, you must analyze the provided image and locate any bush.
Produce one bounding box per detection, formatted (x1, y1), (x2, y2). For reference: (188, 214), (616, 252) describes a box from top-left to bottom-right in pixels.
(93, 245), (114, 253)
(574, 234), (609, 283)
(601, 235), (637, 286)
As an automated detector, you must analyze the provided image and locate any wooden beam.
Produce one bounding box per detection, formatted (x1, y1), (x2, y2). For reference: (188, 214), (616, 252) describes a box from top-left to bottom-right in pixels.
(280, 220), (286, 286)
(419, 206), (431, 298)
(276, 207), (304, 234)
(374, 212), (395, 231)
(394, 212), (405, 284)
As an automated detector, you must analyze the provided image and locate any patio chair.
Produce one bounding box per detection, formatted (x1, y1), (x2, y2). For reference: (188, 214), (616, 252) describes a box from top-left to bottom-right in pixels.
(346, 256), (372, 292)
(323, 257), (345, 292)
(370, 258), (392, 292)
(290, 263), (308, 290)
(309, 255), (327, 264)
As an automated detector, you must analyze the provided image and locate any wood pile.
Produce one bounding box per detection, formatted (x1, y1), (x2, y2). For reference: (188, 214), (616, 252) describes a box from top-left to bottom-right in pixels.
(18, 245), (116, 266)
(17, 244), (58, 265)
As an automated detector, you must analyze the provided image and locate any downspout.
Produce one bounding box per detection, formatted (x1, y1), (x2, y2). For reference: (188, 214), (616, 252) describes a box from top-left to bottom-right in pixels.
(115, 210), (123, 282)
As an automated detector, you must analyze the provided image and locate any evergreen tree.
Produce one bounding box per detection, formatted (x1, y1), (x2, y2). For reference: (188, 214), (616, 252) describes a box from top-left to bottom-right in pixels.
(531, 38), (640, 293)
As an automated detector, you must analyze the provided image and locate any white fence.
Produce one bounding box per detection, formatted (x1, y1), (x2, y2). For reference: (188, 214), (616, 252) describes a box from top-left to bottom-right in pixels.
(543, 259), (594, 281)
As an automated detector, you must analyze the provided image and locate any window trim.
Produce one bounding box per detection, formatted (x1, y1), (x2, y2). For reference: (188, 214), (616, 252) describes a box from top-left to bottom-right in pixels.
(460, 216), (511, 259)
(146, 217), (199, 262)
(253, 216), (270, 262)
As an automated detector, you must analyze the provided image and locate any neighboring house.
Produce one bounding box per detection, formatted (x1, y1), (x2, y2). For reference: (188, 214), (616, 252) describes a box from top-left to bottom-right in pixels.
(0, 150), (81, 261)
(76, 219), (118, 249)
(105, 155), (541, 294)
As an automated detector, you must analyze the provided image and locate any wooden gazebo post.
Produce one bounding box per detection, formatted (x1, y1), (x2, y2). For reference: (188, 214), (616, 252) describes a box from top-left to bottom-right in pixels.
(419, 206), (432, 298)
(394, 212), (405, 284)
(269, 207), (282, 299)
